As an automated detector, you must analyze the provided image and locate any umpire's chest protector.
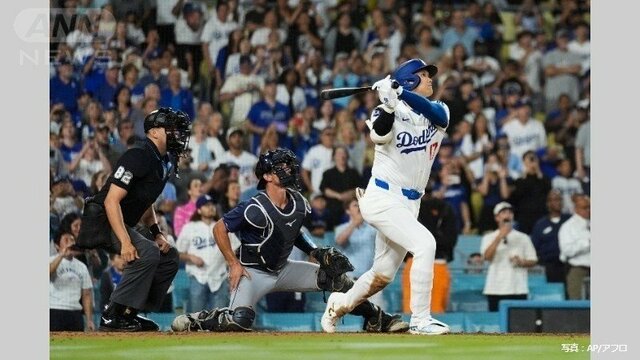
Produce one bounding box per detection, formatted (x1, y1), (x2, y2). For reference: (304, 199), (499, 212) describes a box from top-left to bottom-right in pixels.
(242, 190), (309, 272)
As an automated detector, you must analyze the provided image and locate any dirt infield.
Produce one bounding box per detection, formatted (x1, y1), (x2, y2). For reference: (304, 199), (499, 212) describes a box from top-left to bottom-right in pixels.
(50, 331), (590, 338)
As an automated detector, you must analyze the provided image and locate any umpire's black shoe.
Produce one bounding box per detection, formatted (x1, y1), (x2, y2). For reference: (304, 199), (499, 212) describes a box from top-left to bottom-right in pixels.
(99, 314), (142, 332)
(135, 314), (160, 332)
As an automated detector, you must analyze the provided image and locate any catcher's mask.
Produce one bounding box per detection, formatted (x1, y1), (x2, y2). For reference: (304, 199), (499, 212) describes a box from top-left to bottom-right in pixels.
(255, 148), (301, 190)
(144, 107), (192, 158)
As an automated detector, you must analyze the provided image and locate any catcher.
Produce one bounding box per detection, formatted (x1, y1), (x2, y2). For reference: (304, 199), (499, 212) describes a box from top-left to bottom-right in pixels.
(171, 148), (408, 333)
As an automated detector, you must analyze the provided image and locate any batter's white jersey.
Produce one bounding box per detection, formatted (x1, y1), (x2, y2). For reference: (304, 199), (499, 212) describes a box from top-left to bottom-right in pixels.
(329, 96), (451, 326)
(367, 100), (449, 192)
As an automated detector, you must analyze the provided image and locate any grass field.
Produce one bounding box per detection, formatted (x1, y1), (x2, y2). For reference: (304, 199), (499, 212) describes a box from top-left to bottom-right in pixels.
(50, 332), (591, 360)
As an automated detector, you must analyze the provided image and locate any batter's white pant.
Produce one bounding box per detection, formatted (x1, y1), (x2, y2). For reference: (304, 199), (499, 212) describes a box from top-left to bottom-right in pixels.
(336, 180), (437, 323)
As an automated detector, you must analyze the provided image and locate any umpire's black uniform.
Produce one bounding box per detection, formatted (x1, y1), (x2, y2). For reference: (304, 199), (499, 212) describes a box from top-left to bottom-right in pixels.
(78, 138), (180, 331)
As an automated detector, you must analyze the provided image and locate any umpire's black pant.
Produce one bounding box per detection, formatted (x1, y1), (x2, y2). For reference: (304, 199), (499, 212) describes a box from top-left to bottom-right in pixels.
(106, 225), (179, 312)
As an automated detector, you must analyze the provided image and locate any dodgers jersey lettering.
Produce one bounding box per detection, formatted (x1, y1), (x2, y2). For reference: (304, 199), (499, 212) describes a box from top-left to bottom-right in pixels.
(368, 100), (449, 191)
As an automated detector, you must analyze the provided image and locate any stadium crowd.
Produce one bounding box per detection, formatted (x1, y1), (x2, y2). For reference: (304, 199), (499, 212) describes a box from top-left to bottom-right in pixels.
(49, 0), (591, 329)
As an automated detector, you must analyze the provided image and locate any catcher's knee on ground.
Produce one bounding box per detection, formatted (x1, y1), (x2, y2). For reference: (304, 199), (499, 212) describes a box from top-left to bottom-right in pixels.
(172, 307), (255, 332)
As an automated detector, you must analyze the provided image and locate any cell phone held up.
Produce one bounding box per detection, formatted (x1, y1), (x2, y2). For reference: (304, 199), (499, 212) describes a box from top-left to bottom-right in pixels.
(500, 219), (511, 244)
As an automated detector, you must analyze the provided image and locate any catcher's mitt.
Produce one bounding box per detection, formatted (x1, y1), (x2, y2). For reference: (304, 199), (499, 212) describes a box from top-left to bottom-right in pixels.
(310, 246), (354, 278)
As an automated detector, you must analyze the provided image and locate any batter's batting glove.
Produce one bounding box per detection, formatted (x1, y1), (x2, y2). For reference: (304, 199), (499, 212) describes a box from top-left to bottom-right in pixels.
(311, 246), (354, 278)
(372, 75), (399, 110)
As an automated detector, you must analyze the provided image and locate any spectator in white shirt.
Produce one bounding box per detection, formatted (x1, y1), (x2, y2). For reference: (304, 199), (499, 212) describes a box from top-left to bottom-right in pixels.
(568, 22), (590, 76)
(201, 1), (239, 78)
(154, 0), (180, 49)
(301, 127), (335, 196)
(174, 1), (206, 85)
(187, 120), (226, 178)
(500, 98), (547, 160)
(551, 159), (583, 215)
(558, 194), (590, 300)
(50, 230), (95, 331)
(250, 9), (287, 48)
(481, 202), (538, 312)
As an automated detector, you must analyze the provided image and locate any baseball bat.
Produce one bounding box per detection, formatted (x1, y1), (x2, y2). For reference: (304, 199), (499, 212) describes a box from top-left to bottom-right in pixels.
(319, 86), (371, 100)
(319, 81), (399, 100)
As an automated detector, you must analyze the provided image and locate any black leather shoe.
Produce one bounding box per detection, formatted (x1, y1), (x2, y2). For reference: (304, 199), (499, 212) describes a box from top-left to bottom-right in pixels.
(135, 314), (160, 331)
(99, 314), (142, 332)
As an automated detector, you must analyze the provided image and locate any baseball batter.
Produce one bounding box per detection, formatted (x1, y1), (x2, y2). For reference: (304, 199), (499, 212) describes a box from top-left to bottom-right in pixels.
(322, 59), (451, 335)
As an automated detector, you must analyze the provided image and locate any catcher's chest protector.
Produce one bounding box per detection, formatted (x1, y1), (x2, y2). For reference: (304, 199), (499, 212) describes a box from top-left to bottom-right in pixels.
(248, 191), (308, 271)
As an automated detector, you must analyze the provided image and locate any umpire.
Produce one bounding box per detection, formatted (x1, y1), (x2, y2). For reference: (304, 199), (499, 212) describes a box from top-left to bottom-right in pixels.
(76, 107), (191, 332)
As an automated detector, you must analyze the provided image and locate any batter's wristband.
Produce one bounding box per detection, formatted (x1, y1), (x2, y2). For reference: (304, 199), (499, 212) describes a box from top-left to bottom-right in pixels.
(149, 223), (162, 237)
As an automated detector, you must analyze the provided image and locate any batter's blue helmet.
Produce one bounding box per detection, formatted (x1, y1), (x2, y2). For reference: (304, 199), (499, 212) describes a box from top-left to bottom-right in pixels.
(392, 59), (438, 91)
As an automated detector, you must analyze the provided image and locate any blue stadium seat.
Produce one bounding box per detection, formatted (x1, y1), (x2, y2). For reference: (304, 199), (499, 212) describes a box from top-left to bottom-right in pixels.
(528, 273), (547, 287)
(305, 291), (329, 313)
(463, 312), (501, 333)
(451, 273), (486, 291)
(449, 290), (488, 312)
(93, 280), (103, 312)
(322, 231), (336, 247)
(257, 313), (316, 332)
(172, 268), (190, 313)
(529, 283), (566, 301)
(451, 235), (482, 270)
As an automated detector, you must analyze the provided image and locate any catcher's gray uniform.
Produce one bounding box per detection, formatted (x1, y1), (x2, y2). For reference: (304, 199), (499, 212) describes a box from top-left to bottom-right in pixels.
(232, 261), (320, 309)
(225, 190), (324, 308)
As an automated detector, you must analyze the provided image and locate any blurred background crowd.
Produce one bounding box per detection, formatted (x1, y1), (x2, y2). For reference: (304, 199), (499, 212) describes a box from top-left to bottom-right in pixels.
(49, 0), (591, 318)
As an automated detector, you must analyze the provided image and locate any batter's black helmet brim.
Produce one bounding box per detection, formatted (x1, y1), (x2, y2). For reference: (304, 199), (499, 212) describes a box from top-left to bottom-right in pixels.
(424, 64), (438, 78)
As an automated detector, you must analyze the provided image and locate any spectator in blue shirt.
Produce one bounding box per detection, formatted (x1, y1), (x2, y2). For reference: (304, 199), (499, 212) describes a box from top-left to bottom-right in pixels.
(432, 161), (473, 235)
(288, 107), (319, 163)
(80, 35), (110, 96)
(160, 67), (195, 120)
(441, 9), (480, 56)
(333, 198), (376, 280)
(95, 61), (121, 110)
(245, 78), (292, 154)
(50, 57), (80, 117)
(530, 189), (570, 283)
(136, 48), (168, 93)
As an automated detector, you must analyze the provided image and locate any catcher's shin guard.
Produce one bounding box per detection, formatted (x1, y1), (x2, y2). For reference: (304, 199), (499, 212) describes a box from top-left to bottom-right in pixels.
(219, 307), (255, 332)
(171, 307), (255, 332)
(364, 307), (410, 333)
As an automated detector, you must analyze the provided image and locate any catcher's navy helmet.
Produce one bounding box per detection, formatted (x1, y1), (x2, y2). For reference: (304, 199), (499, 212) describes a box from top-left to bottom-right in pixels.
(392, 59), (438, 91)
(144, 107), (192, 157)
(255, 148), (301, 190)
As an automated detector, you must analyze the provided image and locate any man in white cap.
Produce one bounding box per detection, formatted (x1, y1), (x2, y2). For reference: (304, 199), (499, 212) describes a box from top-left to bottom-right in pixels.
(480, 201), (538, 312)
(214, 127), (259, 195)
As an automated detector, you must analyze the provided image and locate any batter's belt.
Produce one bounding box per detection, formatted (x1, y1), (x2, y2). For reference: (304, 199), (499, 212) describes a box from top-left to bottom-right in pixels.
(374, 178), (423, 200)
